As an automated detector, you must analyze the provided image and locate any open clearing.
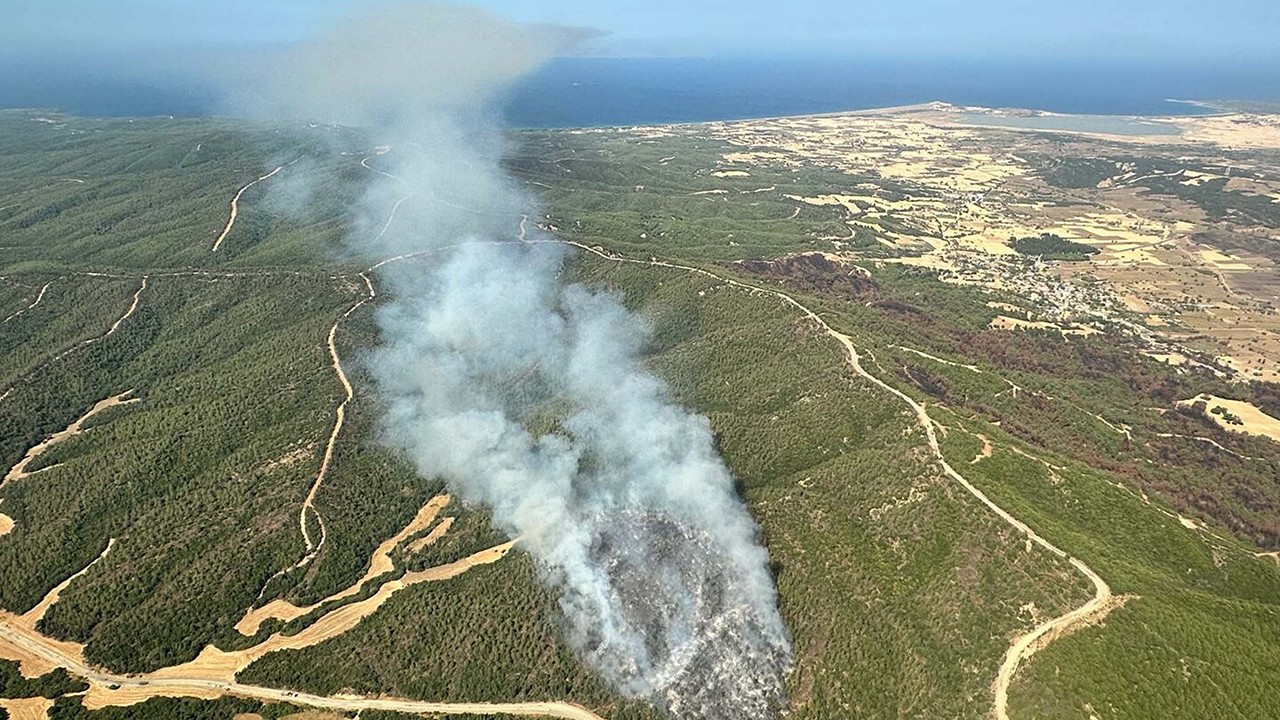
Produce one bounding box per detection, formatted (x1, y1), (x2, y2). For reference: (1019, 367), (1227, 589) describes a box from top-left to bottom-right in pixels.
(1178, 394), (1280, 443)
(0, 495), (539, 717)
(236, 494), (454, 636)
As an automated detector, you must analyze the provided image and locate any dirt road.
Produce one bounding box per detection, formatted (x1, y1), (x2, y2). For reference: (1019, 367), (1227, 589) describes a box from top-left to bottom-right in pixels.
(2, 281), (53, 324)
(4, 393), (138, 487)
(376, 197), (409, 241)
(237, 495), (453, 636)
(0, 522), (580, 719)
(106, 279), (146, 336)
(212, 160), (299, 252)
(41, 277), (147, 367)
(21, 540), (116, 630)
(0, 618), (601, 720)
(546, 239), (1116, 720)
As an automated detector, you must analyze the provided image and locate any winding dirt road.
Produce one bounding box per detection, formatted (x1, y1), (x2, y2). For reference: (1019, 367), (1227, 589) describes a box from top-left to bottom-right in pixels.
(1, 160), (1112, 719)
(4, 392), (138, 488)
(0, 510), (589, 719)
(260, 275), (377, 589)
(2, 281), (53, 324)
(106, 280), (146, 336)
(0, 276), (155, 405)
(39, 277), (148, 369)
(257, 154), (413, 585)
(541, 238), (1115, 720)
(376, 197), (410, 241)
(212, 159), (299, 252)
(0, 615), (600, 720)
(238, 494), (453, 636)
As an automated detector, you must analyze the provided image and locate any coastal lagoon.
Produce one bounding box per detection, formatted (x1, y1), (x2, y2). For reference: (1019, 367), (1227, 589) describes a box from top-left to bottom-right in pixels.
(956, 112), (1182, 135)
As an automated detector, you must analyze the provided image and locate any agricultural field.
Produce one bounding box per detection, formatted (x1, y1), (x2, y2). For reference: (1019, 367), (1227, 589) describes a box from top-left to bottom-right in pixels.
(2, 104), (1280, 720)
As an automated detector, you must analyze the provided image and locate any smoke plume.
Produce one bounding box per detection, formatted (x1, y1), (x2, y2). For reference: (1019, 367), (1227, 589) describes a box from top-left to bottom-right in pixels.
(248, 5), (792, 717)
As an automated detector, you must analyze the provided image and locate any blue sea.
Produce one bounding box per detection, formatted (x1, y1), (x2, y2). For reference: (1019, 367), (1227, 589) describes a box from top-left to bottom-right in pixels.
(1, 55), (1276, 127)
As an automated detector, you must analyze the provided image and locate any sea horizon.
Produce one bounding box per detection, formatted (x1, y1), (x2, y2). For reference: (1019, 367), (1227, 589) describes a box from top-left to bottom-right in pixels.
(1, 54), (1275, 128)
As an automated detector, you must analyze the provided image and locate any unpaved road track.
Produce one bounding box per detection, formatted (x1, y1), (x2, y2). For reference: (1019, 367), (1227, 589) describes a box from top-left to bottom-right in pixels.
(259, 275), (375, 589)
(376, 197), (409, 241)
(238, 494), (453, 636)
(2, 281), (53, 324)
(0, 522), (593, 719)
(0, 277), (149, 380)
(544, 239), (1115, 720)
(24, 277), (148, 373)
(105, 280), (147, 336)
(1, 195), (1107, 719)
(0, 618), (603, 720)
(212, 159), (299, 252)
(4, 393), (138, 487)
(261, 150), (411, 577)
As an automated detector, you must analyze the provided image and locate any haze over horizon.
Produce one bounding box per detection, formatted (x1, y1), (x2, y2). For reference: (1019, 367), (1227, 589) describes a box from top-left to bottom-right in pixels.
(4, 0), (1279, 61)
(1, 1), (1276, 124)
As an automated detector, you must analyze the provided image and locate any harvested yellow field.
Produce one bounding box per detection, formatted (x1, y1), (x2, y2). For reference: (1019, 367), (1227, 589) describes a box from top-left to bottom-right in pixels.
(1178, 395), (1280, 443)
(406, 515), (455, 555)
(1224, 176), (1280, 201)
(0, 697), (54, 720)
(1099, 248), (1166, 266)
(1144, 352), (1190, 367)
(1180, 170), (1224, 186)
(986, 301), (1025, 313)
(721, 150), (795, 166)
(952, 232), (1021, 255)
(233, 599), (312, 637)
(883, 254), (957, 271)
(2, 487), (524, 714)
(1173, 114), (1280, 149)
(81, 682), (223, 710)
(160, 540), (519, 684)
(784, 193), (864, 215)
(1196, 249), (1253, 271)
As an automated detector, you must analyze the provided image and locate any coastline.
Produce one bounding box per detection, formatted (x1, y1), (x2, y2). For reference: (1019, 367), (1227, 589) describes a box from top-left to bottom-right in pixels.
(509, 98), (1226, 132)
(8, 101), (1277, 150)
(3, 94), (1239, 130)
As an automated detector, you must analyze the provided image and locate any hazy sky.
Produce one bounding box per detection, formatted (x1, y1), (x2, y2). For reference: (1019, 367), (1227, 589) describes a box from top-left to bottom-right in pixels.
(5, 0), (1278, 59)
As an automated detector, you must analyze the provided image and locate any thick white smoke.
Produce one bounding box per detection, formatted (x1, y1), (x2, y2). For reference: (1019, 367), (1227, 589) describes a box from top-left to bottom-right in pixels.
(243, 4), (792, 717)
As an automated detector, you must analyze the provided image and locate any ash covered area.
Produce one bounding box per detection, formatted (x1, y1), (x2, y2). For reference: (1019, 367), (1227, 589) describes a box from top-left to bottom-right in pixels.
(574, 511), (791, 720)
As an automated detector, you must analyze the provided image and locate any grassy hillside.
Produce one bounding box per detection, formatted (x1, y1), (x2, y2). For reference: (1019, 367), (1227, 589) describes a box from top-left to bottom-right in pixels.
(512, 125), (1280, 719)
(2, 112), (1279, 720)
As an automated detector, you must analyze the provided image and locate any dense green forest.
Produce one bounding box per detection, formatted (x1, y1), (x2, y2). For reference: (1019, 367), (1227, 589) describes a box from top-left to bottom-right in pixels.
(2, 110), (1279, 720)
(1008, 233), (1100, 260)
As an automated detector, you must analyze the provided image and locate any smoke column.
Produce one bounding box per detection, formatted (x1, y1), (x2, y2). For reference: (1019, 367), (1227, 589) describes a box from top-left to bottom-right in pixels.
(240, 5), (792, 718)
